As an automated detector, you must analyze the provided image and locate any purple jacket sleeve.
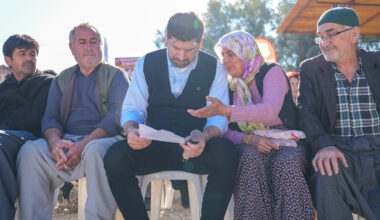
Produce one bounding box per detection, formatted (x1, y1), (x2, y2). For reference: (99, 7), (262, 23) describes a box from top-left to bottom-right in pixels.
(229, 65), (287, 125)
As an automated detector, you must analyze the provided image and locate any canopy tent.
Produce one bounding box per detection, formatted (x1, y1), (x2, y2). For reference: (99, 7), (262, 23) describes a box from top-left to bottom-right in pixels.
(277, 0), (380, 36)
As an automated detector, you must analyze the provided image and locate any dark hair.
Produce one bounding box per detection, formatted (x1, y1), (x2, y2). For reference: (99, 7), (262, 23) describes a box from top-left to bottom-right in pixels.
(166, 11), (204, 43)
(286, 71), (299, 79)
(43, 69), (58, 76)
(2, 34), (39, 57)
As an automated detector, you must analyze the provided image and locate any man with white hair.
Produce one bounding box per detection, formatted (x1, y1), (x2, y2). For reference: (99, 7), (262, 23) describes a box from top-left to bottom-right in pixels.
(298, 7), (380, 220)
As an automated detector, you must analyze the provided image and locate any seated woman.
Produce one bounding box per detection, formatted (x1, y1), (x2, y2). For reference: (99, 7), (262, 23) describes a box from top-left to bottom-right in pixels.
(188, 31), (314, 219)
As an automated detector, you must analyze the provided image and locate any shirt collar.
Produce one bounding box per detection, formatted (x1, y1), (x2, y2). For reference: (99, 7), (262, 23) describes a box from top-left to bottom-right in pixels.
(3, 70), (40, 85)
(76, 64), (101, 78)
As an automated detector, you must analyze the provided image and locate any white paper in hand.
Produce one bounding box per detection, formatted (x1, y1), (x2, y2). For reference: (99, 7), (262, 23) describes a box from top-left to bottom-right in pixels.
(139, 124), (185, 144)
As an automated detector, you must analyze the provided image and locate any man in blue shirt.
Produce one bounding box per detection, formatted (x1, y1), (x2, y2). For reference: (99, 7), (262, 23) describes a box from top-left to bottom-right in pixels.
(104, 12), (238, 220)
(17, 23), (129, 220)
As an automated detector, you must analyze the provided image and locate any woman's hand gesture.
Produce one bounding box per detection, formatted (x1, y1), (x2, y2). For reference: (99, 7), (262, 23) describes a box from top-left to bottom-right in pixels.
(188, 96), (231, 118)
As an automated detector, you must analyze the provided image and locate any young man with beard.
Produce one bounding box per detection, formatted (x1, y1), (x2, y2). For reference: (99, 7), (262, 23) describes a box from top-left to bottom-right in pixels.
(104, 12), (238, 220)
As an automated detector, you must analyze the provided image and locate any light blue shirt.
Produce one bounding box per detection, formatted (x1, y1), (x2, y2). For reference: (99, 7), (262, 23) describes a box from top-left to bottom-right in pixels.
(120, 50), (229, 134)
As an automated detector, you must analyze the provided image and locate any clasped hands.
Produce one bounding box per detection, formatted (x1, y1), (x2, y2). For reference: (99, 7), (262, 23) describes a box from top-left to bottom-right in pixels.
(127, 128), (205, 159)
(51, 138), (85, 170)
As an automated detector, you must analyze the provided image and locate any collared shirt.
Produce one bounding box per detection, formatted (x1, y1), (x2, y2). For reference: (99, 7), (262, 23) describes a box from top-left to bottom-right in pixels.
(332, 58), (380, 137)
(121, 49), (229, 134)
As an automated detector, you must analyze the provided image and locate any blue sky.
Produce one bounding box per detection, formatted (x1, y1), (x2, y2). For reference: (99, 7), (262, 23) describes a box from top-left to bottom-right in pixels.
(0, 0), (210, 72)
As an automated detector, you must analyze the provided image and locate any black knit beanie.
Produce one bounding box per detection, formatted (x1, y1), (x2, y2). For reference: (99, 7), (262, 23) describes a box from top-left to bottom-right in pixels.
(318, 7), (360, 27)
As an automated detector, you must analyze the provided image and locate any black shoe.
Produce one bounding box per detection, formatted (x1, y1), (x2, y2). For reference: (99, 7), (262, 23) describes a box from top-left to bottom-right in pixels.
(179, 185), (189, 208)
(171, 180), (189, 208)
(60, 182), (74, 203)
(145, 183), (151, 211)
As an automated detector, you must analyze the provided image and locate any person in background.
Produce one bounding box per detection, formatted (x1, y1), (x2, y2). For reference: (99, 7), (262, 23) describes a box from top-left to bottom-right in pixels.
(17, 23), (129, 220)
(286, 71), (300, 102)
(298, 7), (380, 220)
(0, 34), (54, 220)
(0, 64), (12, 74)
(104, 12), (238, 220)
(0, 64), (12, 82)
(189, 30), (314, 219)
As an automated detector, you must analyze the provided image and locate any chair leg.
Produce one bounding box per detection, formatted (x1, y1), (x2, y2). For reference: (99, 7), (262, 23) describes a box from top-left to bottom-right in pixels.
(78, 178), (87, 220)
(114, 208), (124, 220)
(224, 196), (234, 220)
(188, 180), (200, 220)
(162, 180), (174, 209)
(352, 213), (366, 220)
(150, 180), (163, 220)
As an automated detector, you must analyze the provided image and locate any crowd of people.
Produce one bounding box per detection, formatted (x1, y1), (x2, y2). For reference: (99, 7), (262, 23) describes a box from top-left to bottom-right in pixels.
(0, 6), (379, 220)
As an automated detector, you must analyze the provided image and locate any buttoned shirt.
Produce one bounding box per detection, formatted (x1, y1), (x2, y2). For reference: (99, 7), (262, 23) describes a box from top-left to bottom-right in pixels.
(121, 50), (229, 133)
(332, 58), (380, 137)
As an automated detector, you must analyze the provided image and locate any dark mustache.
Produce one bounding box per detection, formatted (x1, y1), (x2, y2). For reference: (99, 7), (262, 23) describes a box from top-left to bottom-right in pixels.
(172, 58), (189, 62)
(22, 61), (34, 66)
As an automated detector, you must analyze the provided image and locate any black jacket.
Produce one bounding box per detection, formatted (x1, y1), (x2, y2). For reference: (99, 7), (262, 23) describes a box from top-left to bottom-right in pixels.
(298, 49), (380, 155)
(0, 70), (55, 136)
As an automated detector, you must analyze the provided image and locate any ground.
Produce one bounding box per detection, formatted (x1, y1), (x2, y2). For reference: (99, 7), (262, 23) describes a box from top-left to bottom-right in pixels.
(52, 186), (191, 220)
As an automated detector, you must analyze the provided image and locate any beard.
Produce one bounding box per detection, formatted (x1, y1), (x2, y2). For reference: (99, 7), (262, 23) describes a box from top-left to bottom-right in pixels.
(170, 57), (190, 68)
(322, 47), (340, 62)
(21, 61), (36, 74)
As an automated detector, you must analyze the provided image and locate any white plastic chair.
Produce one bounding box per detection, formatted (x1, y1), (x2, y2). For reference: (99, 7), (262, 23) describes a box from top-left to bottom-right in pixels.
(132, 171), (234, 220)
(78, 171), (234, 220)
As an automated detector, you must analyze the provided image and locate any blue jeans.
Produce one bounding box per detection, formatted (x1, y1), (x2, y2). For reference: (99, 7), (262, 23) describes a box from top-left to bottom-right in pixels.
(4, 130), (37, 142)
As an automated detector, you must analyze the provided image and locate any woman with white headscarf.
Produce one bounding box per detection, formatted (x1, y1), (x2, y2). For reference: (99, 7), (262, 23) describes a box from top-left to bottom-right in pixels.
(189, 31), (314, 219)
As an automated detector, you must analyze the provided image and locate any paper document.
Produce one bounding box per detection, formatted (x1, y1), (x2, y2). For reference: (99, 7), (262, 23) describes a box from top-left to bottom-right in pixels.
(139, 124), (185, 144)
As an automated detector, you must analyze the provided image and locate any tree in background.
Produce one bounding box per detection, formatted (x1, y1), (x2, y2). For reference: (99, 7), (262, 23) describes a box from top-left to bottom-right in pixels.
(270, 0), (320, 71)
(154, 0), (379, 72)
(154, 29), (166, 49)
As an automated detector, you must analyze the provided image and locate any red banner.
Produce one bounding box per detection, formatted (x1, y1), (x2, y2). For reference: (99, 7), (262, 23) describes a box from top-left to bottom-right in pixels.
(255, 37), (277, 63)
(115, 57), (139, 77)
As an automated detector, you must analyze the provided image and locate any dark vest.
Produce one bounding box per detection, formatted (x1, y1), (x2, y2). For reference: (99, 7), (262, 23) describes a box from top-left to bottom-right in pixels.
(143, 49), (217, 137)
(229, 63), (298, 132)
(58, 64), (126, 126)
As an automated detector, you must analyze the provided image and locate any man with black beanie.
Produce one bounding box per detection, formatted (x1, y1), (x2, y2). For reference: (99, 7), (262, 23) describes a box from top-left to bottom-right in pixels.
(298, 7), (380, 220)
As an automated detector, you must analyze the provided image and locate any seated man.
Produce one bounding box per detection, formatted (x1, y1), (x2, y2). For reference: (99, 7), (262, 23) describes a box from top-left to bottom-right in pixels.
(0, 34), (54, 220)
(17, 23), (129, 220)
(298, 7), (380, 220)
(104, 12), (238, 220)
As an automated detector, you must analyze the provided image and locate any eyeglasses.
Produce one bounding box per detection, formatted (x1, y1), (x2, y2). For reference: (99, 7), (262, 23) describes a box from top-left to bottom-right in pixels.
(314, 27), (354, 44)
(168, 38), (199, 54)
